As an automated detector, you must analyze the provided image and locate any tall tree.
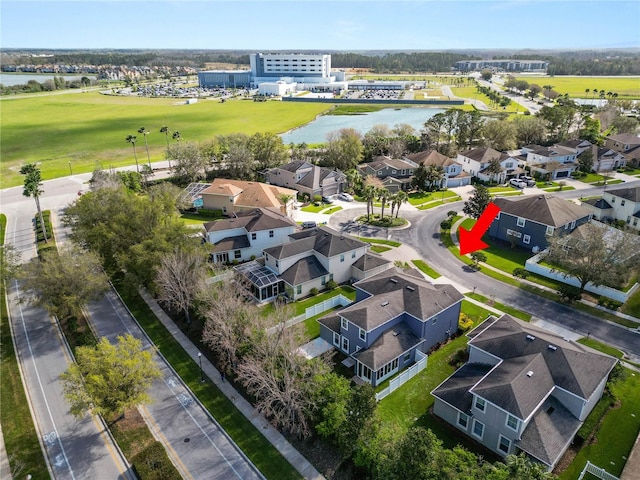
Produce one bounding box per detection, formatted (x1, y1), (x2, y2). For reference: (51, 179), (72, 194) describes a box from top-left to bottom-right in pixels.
(168, 141), (208, 183)
(481, 119), (517, 151)
(578, 148), (595, 174)
(125, 134), (139, 173)
(20, 163), (48, 243)
(60, 334), (162, 419)
(137, 127), (152, 168)
(248, 132), (289, 172)
(513, 115), (547, 146)
(463, 185), (491, 219)
(544, 222), (640, 292)
(159, 126), (172, 169)
(378, 187), (391, 219)
(484, 158), (504, 184)
(20, 245), (108, 321)
(323, 128), (364, 171)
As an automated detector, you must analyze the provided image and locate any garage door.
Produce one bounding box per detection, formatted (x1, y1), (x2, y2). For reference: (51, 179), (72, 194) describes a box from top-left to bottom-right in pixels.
(555, 171), (569, 178)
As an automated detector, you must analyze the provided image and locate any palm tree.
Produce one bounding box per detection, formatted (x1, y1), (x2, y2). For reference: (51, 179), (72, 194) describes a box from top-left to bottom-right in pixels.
(138, 127), (151, 168)
(20, 163), (48, 243)
(363, 184), (377, 222)
(125, 135), (139, 173)
(584, 88), (590, 100)
(394, 191), (408, 218)
(172, 131), (181, 143)
(378, 187), (391, 220)
(277, 193), (294, 217)
(160, 126), (172, 169)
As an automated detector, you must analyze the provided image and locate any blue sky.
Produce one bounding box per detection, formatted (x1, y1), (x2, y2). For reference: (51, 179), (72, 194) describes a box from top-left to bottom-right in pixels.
(2, 1), (639, 50)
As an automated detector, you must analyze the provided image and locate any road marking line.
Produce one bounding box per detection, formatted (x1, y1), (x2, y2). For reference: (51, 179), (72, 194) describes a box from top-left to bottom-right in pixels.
(90, 415), (129, 477)
(13, 280), (77, 480)
(139, 405), (194, 480)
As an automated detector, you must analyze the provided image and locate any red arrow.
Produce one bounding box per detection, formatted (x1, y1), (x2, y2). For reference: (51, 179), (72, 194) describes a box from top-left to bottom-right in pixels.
(459, 202), (501, 255)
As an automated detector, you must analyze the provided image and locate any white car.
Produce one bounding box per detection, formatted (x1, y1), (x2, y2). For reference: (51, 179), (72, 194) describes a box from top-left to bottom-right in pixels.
(509, 178), (527, 189)
(338, 193), (354, 202)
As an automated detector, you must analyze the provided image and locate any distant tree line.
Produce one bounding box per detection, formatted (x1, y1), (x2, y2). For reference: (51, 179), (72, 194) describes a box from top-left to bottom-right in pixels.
(331, 52), (478, 72)
(0, 75), (93, 95)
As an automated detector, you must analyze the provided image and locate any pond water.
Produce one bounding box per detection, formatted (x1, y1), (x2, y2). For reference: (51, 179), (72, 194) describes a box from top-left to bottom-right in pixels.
(280, 107), (445, 145)
(0, 73), (97, 87)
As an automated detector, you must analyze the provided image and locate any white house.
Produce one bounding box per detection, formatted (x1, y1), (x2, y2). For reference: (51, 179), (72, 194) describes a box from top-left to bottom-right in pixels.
(204, 208), (297, 263)
(521, 144), (578, 179)
(457, 147), (521, 183)
(581, 185), (640, 231)
(405, 150), (472, 187)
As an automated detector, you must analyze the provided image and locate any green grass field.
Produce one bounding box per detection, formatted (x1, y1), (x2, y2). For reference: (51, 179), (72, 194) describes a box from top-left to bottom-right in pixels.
(451, 86), (524, 113)
(513, 76), (640, 100)
(0, 93), (330, 187)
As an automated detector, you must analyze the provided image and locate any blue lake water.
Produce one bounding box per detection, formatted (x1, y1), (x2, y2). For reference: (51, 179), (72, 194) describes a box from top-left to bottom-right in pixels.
(0, 73), (97, 87)
(280, 107), (445, 145)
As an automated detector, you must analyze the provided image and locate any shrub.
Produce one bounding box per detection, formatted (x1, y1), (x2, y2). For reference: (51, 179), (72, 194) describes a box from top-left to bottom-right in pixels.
(313, 194), (322, 204)
(196, 208), (224, 218)
(440, 219), (452, 231)
(325, 280), (337, 290)
(458, 313), (474, 331)
(449, 348), (469, 368)
(557, 284), (582, 302)
(309, 287), (319, 296)
(513, 267), (529, 279)
(132, 441), (181, 480)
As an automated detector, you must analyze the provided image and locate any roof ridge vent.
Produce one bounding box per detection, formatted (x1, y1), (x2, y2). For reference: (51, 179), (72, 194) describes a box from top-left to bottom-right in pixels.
(526, 334), (536, 341)
(381, 301), (389, 307)
(393, 331), (401, 337)
(526, 371), (534, 377)
(548, 344), (557, 351)
(390, 278), (398, 283)
(406, 286), (415, 291)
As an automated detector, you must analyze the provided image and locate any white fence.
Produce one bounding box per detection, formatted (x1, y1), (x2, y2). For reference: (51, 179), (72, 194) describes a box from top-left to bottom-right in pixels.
(305, 294), (353, 319)
(525, 252), (639, 303)
(578, 461), (619, 480)
(375, 350), (428, 402)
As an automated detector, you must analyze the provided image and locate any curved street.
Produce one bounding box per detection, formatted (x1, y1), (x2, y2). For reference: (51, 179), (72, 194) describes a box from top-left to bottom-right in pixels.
(326, 191), (640, 361)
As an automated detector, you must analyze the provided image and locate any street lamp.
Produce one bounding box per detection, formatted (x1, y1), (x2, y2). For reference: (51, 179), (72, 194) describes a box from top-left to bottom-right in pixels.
(68, 161), (72, 175)
(198, 352), (204, 383)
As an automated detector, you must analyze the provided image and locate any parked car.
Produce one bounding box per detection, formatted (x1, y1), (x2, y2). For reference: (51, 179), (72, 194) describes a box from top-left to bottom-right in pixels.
(520, 176), (536, 187)
(509, 178), (527, 189)
(322, 196), (335, 204)
(338, 193), (354, 202)
(301, 221), (317, 229)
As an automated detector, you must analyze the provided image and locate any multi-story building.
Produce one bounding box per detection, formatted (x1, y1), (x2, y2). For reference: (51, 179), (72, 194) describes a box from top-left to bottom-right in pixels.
(457, 147), (521, 183)
(405, 150), (471, 188)
(264, 161), (346, 199)
(454, 60), (549, 72)
(581, 185), (640, 231)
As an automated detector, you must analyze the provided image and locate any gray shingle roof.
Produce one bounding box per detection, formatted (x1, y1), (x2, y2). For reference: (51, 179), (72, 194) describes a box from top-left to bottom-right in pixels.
(279, 256), (329, 286)
(351, 253), (392, 272)
(211, 235), (250, 252)
(354, 323), (424, 370)
(204, 208), (296, 233)
(493, 195), (591, 227)
(344, 268), (463, 330)
(277, 160), (314, 173)
(264, 227), (367, 260)
(431, 363), (493, 414)
(469, 315), (617, 405)
(406, 149), (458, 167)
(607, 185), (640, 203)
(607, 133), (640, 145)
(582, 197), (612, 210)
(517, 396), (582, 467)
(459, 147), (503, 163)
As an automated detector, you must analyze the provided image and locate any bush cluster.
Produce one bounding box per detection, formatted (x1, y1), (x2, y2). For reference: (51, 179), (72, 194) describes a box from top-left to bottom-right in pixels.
(597, 296), (623, 311)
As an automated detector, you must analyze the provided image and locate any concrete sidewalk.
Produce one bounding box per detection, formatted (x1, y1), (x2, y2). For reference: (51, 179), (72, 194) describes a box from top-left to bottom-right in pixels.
(137, 289), (325, 480)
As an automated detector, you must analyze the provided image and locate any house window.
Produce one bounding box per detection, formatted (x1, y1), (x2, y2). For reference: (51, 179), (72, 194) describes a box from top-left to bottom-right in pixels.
(340, 254), (345, 263)
(229, 198), (233, 203)
(269, 230), (274, 238)
(570, 221), (576, 229)
(401, 169), (406, 175)
(392, 170), (397, 174)
(333, 332), (340, 347)
(621, 200), (626, 206)
(352, 251), (356, 258)
(611, 198), (616, 204)
(432, 316), (438, 325)
(627, 216), (632, 224)
(506, 414), (519, 431)
(516, 217), (525, 227)
(475, 397), (485, 412)
(251, 233), (257, 240)
(265, 254), (269, 261)
(523, 234), (531, 244)
(296, 285), (301, 295)
(634, 218), (638, 227)
(457, 412), (469, 429)
(472, 419), (485, 440)
(498, 435), (511, 454)
(275, 260), (279, 268)
(341, 318), (348, 330)
(565, 223), (569, 230)
(359, 328), (366, 341)
(234, 250), (241, 259)
(546, 226), (555, 236)
(403, 351), (411, 363)
(341, 337), (349, 353)
(321, 276), (326, 285)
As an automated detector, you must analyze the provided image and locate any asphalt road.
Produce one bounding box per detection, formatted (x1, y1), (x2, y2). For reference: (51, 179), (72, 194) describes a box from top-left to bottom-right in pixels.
(5, 225), (130, 478)
(328, 193), (640, 360)
(85, 290), (263, 480)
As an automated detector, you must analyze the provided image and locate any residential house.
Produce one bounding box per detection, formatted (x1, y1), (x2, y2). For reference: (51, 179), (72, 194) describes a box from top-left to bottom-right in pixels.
(405, 150), (472, 188)
(457, 147), (521, 183)
(487, 195), (593, 250)
(236, 226), (390, 302)
(318, 268), (464, 386)
(204, 208), (297, 264)
(581, 185), (640, 231)
(356, 156), (418, 192)
(263, 161), (346, 199)
(593, 147), (627, 172)
(555, 139), (593, 155)
(432, 314), (617, 470)
(605, 133), (640, 167)
(521, 144), (578, 179)
(199, 179), (297, 217)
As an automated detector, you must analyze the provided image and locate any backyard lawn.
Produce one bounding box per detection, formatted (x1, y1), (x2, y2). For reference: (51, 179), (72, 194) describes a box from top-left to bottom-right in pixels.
(411, 259), (442, 279)
(408, 190), (458, 206)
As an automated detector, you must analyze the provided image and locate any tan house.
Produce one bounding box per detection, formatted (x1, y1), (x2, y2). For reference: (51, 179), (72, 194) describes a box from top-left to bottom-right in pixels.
(200, 179), (297, 217)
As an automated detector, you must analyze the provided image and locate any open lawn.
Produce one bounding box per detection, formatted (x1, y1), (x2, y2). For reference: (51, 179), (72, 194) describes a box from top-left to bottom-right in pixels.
(621, 287), (640, 319)
(357, 236), (401, 247)
(416, 195), (461, 210)
(411, 259), (442, 279)
(452, 86), (523, 113)
(301, 203), (333, 213)
(0, 93), (330, 187)
(408, 189), (458, 206)
(513, 76), (640, 100)
(559, 368), (640, 479)
(465, 292), (532, 321)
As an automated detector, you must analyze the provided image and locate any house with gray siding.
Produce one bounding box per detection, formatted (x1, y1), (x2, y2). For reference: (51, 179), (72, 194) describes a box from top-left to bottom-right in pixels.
(318, 268), (463, 386)
(432, 315), (617, 471)
(356, 156), (418, 192)
(264, 160), (346, 199)
(488, 195), (593, 251)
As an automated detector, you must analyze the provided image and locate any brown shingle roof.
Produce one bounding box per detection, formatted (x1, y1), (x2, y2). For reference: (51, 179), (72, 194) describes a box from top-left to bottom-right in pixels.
(406, 150), (458, 167)
(202, 179), (297, 210)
